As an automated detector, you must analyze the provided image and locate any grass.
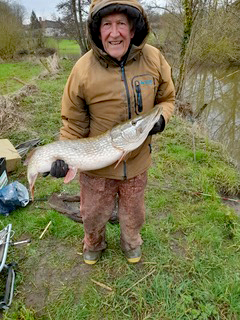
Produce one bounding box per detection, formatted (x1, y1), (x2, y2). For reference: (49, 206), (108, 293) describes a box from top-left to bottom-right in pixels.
(1, 58), (240, 319)
(45, 38), (81, 57)
(0, 61), (42, 95)
(0, 38), (80, 95)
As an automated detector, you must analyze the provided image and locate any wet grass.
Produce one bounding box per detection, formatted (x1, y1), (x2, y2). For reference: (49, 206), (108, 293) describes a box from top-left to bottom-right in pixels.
(1, 59), (240, 319)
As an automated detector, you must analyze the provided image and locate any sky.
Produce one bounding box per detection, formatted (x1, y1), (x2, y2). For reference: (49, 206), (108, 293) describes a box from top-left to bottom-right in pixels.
(17, 0), (167, 24)
(18, 0), (61, 23)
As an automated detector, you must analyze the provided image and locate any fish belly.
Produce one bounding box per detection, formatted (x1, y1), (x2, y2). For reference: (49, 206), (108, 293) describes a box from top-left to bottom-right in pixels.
(46, 136), (123, 172)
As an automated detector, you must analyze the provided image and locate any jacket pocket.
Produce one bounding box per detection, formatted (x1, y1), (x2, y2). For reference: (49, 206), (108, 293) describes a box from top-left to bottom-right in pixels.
(131, 74), (157, 115)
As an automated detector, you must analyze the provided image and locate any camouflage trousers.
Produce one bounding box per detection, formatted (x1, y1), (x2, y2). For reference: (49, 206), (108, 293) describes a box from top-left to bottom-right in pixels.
(79, 171), (147, 252)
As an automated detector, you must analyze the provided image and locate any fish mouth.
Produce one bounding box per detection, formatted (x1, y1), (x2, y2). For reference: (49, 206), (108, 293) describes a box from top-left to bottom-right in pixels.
(133, 106), (163, 139)
(140, 106), (162, 127)
(111, 106), (163, 148)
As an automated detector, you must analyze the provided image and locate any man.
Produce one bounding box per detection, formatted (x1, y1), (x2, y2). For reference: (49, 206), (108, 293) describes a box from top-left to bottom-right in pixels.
(49, 0), (175, 265)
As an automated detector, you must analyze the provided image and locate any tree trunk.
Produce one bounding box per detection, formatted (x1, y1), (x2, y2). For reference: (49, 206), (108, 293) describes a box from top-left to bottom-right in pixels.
(176, 0), (193, 99)
(78, 0), (88, 51)
(71, 0), (88, 55)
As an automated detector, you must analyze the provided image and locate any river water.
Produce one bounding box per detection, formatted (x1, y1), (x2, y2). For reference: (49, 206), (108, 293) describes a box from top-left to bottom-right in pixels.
(183, 67), (240, 169)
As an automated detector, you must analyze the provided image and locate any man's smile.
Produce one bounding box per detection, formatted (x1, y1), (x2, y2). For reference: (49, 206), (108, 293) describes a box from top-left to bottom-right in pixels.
(109, 41), (122, 45)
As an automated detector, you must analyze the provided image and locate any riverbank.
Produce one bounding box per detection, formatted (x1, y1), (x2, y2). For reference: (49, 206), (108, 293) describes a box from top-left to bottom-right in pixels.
(1, 58), (240, 319)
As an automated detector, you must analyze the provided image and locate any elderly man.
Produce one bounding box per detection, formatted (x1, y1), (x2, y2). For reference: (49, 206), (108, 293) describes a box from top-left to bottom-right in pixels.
(48, 0), (175, 264)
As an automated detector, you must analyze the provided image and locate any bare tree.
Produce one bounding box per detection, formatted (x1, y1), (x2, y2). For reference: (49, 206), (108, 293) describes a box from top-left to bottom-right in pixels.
(146, 0), (240, 99)
(57, 0), (89, 54)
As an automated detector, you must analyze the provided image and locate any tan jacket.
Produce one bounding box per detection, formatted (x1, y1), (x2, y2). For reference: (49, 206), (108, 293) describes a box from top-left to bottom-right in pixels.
(60, 0), (175, 180)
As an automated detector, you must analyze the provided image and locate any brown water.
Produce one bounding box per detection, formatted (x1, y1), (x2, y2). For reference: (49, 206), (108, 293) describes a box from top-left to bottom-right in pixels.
(183, 67), (240, 169)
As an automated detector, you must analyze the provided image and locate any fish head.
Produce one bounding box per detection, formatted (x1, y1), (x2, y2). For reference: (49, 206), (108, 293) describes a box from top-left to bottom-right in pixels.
(25, 148), (52, 201)
(110, 106), (163, 151)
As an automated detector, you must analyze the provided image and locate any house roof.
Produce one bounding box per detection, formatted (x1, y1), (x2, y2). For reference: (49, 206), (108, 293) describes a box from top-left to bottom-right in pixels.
(39, 19), (61, 29)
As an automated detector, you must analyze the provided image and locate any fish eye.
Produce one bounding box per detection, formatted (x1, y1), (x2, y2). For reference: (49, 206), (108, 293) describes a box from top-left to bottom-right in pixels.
(131, 120), (137, 125)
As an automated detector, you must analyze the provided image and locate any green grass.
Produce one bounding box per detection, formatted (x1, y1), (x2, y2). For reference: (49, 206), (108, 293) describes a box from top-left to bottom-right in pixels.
(46, 38), (81, 57)
(0, 61), (42, 95)
(0, 39), (80, 95)
(1, 59), (240, 319)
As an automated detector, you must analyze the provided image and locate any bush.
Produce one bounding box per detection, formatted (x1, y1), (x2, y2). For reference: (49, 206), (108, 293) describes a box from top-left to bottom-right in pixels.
(0, 2), (26, 59)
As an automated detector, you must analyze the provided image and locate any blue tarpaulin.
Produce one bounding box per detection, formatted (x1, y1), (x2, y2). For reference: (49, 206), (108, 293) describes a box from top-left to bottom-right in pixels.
(0, 182), (29, 215)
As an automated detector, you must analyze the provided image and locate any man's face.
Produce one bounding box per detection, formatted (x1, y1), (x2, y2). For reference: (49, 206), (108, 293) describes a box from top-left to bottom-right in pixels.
(99, 13), (134, 61)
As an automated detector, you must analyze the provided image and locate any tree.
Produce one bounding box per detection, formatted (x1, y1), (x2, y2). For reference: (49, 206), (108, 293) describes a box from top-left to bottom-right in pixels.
(0, 1), (25, 58)
(30, 10), (41, 29)
(146, 0), (240, 99)
(29, 10), (44, 49)
(57, 0), (89, 55)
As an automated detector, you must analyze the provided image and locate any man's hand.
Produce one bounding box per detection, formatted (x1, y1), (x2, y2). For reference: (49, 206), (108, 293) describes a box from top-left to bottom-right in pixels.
(149, 115), (165, 135)
(42, 159), (69, 178)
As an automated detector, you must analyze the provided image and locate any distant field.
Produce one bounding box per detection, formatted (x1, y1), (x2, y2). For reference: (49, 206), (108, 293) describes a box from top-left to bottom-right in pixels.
(0, 61), (42, 95)
(0, 38), (80, 95)
(46, 38), (81, 56)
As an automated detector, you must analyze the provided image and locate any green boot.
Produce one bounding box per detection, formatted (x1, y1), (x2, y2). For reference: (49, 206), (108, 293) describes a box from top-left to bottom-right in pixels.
(83, 250), (102, 265)
(124, 246), (141, 264)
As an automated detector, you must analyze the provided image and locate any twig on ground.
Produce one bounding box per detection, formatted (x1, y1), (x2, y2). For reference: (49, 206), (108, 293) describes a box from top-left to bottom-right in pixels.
(34, 206), (49, 210)
(190, 192), (240, 203)
(158, 185), (240, 203)
(39, 221), (52, 239)
(122, 268), (156, 295)
(91, 279), (113, 292)
(12, 77), (27, 85)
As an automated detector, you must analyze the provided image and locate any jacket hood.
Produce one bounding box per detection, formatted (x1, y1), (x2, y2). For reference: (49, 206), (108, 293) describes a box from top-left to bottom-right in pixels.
(87, 0), (150, 64)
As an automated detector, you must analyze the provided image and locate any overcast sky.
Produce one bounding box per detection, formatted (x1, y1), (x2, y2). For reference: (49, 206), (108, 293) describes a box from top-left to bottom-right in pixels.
(18, 0), (167, 23)
(18, 0), (61, 23)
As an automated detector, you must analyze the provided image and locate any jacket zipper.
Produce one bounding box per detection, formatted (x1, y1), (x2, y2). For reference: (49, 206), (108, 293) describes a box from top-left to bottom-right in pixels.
(120, 62), (131, 119)
(120, 62), (130, 179)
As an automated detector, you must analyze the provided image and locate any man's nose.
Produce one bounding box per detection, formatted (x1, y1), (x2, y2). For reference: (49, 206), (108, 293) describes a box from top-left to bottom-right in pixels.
(110, 23), (120, 37)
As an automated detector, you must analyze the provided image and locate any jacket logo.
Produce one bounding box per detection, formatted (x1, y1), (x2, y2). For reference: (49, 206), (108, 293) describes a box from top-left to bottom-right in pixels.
(140, 80), (153, 85)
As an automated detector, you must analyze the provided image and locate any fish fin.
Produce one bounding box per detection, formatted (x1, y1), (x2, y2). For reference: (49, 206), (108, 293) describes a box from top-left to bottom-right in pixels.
(64, 168), (78, 184)
(114, 151), (128, 169)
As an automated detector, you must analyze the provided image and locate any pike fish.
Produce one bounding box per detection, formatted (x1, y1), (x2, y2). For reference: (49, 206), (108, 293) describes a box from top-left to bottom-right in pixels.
(26, 106), (162, 200)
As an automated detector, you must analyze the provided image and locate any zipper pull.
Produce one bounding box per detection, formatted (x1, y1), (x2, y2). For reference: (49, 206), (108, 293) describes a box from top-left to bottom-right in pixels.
(120, 63), (125, 81)
(135, 80), (143, 113)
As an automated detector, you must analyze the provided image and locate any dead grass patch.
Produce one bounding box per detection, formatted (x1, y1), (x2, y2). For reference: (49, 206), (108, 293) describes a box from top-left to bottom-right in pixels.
(0, 84), (38, 136)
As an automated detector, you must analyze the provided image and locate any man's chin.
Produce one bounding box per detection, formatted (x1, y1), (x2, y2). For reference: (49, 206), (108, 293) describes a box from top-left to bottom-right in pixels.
(108, 50), (123, 61)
